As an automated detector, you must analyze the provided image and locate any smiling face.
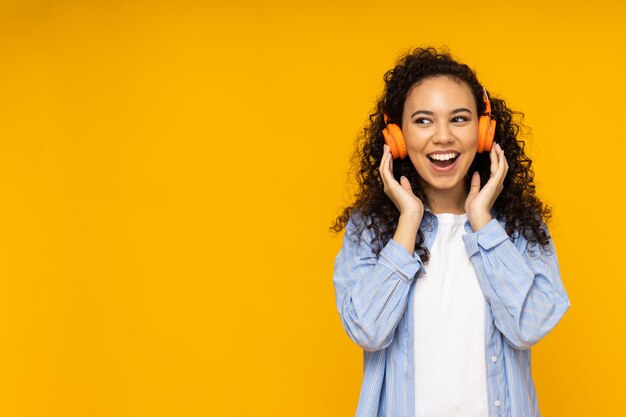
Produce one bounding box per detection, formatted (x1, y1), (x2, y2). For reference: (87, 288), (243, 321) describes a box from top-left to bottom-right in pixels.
(401, 75), (479, 203)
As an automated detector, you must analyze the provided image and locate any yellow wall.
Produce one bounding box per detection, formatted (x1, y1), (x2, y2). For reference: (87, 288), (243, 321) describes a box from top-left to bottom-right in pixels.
(0, 0), (623, 415)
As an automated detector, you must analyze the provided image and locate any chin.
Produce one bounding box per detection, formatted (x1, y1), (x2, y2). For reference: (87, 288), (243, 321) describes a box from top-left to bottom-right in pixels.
(420, 174), (466, 191)
(429, 181), (463, 191)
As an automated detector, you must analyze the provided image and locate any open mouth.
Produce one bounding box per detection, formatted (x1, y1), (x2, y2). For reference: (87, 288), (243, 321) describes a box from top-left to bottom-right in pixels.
(427, 152), (459, 169)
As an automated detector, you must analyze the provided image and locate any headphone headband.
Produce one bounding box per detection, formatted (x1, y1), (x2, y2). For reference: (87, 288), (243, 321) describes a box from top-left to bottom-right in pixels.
(482, 86), (492, 116)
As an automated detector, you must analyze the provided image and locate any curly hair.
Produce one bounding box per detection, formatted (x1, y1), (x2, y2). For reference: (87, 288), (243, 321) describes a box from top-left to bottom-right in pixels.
(330, 46), (552, 263)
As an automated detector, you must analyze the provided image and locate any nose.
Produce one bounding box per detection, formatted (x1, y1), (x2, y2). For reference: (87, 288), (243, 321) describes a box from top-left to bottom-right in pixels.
(432, 122), (454, 145)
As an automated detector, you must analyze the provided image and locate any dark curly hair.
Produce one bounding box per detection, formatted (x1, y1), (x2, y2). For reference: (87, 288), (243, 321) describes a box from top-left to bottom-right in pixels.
(330, 46), (552, 263)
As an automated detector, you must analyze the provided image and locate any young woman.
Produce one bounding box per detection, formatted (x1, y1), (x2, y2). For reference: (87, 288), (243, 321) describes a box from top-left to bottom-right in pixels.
(331, 47), (571, 417)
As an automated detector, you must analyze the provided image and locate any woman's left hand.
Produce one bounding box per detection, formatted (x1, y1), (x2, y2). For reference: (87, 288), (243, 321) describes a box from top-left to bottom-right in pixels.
(464, 142), (509, 231)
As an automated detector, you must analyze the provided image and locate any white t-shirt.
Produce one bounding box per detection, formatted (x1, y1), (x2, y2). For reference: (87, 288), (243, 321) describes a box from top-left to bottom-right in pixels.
(413, 213), (489, 417)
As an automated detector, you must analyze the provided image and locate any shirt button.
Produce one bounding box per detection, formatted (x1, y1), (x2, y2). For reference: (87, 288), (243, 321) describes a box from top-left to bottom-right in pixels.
(491, 355), (497, 362)
(494, 400), (501, 407)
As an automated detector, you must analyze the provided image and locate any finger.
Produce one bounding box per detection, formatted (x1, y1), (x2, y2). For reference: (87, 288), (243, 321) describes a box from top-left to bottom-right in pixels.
(495, 143), (507, 181)
(468, 171), (481, 196)
(379, 145), (389, 186)
(501, 145), (509, 175)
(380, 144), (390, 167)
(379, 144), (394, 188)
(489, 143), (499, 177)
(384, 144), (396, 178)
(400, 176), (414, 195)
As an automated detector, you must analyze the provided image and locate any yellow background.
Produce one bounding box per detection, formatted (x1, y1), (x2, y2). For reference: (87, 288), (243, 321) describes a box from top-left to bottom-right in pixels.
(0, 0), (623, 416)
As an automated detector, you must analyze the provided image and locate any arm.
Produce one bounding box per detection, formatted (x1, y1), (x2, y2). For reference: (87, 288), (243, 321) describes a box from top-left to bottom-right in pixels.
(462, 219), (571, 350)
(332, 213), (422, 352)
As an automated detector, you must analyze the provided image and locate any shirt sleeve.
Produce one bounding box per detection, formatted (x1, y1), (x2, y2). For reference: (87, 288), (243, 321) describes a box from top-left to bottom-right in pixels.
(332, 214), (423, 352)
(462, 218), (571, 350)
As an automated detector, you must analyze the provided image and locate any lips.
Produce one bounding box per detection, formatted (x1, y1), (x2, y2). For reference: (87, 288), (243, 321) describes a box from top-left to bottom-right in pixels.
(427, 151), (460, 172)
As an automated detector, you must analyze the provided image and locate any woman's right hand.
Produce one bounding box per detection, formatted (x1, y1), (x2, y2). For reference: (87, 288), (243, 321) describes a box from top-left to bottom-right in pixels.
(379, 144), (424, 219)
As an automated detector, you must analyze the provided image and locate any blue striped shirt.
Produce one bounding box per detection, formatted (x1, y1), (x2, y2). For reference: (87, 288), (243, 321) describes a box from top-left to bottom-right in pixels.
(332, 208), (571, 417)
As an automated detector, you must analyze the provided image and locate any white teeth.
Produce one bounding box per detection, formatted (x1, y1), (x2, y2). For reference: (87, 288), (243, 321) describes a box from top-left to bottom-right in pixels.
(429, 153), (458, 161)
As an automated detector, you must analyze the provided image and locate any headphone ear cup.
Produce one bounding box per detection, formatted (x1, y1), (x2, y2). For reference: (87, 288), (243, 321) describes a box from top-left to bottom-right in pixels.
(477, 115), (489, 153)
(382, 123), (408, 159)
(483, 119), (496, 152)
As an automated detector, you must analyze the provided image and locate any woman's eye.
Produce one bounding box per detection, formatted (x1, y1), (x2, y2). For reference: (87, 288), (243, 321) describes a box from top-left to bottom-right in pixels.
(414, 118), (432, 124)
(452, 116), (469, 123)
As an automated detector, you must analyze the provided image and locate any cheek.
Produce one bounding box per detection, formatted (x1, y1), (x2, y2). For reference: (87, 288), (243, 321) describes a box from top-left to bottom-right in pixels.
(469, 134), (479, 148)
(406, 153), (431, 180)
(404, 132), (430, 152)
(404, 139), (429, 166)
(467, 126), (480, 146)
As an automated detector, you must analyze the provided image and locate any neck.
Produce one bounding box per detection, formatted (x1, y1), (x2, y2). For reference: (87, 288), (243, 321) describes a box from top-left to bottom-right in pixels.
(424, 182), (468, 214)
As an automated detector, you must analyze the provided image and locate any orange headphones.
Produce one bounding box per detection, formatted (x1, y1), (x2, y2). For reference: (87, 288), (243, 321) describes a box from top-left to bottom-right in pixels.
(382, 86), (496, 159)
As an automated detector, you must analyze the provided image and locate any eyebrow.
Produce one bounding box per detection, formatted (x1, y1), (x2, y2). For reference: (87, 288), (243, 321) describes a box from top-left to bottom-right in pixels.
(410, 107), (472, 118)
